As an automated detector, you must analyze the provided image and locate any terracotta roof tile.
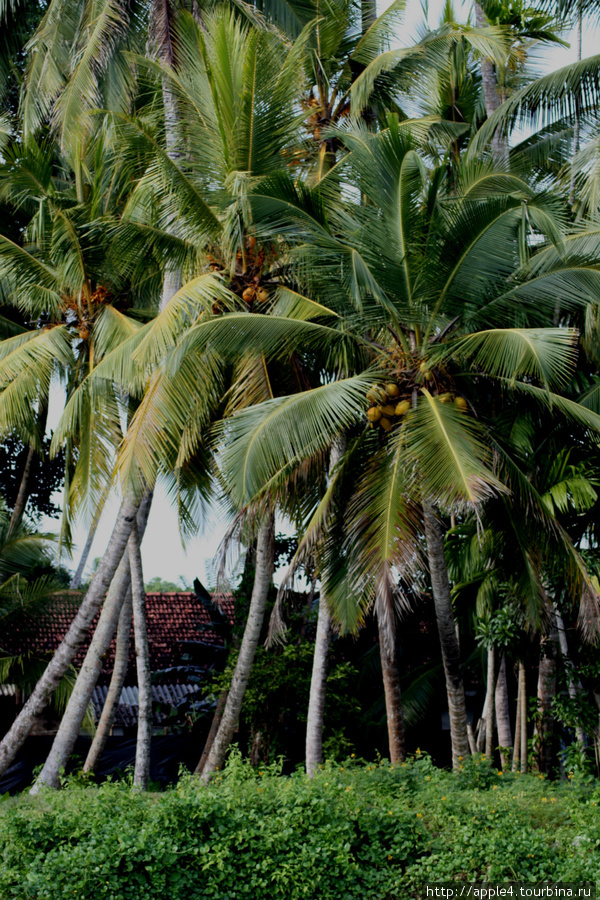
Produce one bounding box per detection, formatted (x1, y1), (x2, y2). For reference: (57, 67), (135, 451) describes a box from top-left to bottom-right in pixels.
(2, 592), (235, 683)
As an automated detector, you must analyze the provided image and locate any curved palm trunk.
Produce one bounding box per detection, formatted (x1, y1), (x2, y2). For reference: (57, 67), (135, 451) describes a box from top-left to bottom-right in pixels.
(129, 525), (152, 790)
(71, 483), (112, 589)
(9, 445), (36, 532)
(305, 440), (345, 775)
(82, 589), (132, 773)
(200, 515), (275, 782)
(30, 490), (153, 793)
(422, 500), (469, 767)
(376, 598), (405, 763)
(70, 523), (98, 590)
(305, 594), (332, 775)
(0, 494), (141, 780)
(31, 553), (132, 792)
(9, 405), (48, 532)
(495, 653), (512, 768)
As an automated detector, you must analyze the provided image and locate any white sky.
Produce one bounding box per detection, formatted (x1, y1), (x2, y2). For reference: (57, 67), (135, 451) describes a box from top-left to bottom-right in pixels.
(39, 0), (599, 587)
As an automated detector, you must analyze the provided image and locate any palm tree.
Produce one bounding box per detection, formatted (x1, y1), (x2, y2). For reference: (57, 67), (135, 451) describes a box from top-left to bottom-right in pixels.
(0, 134), (165, 781)
(204, 124), (600, 767)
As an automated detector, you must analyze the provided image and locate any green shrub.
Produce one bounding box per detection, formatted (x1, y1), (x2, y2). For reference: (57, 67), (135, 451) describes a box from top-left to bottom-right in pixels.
(0, 751), (599, 900)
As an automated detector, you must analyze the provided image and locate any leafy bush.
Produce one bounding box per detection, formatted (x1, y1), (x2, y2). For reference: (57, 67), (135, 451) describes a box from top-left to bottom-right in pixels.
(0, 751), (599, 899)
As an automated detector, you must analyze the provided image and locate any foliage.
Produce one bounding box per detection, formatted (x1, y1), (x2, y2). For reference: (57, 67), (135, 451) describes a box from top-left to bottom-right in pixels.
(0, 433), (65, 521)
(144, 576), (193, 593)
(0, 756), (600, 897)
(209, 638), (361, 763)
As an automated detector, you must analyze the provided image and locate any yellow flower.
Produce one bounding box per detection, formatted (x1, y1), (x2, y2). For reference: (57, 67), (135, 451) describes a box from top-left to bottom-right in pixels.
(441, 796), (446, 801)
(492, 785), (497, 791)
(416, 813), (423, 818)
(351, 753), (355, 758)
(458, 756), (463, 761)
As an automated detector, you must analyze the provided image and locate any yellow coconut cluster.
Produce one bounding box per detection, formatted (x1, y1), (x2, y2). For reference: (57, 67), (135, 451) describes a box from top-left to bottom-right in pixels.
(366, 382), (468, 432)
(366, 383), (411, 432)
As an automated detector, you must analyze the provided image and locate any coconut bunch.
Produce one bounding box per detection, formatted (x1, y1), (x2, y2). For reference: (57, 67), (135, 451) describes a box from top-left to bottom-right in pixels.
(366, 379), (468, 432)
(366, 383), (410, 432)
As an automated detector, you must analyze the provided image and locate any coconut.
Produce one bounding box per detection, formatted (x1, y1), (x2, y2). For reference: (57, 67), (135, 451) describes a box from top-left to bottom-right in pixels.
(366, 385), (386, 404)
(242, 287), (255, 302)
(379, 417), (393, 432)
(454, 396), (468, 411)
(379, 404), (396, 417)
(367, 407), (382, 422)
(256, 288), (269, 302)
(385, 383), (400, 399)
(439, 393), (452, 403)
(395, 400), (411, 416)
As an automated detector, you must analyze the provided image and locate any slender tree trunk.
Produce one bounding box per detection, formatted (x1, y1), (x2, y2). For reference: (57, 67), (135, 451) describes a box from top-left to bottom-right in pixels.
(9, 405), (48, 532)
(512, 665), (522, 773)
(569, 1), (583, 207)
(305, 440), (345, 775)
(422, 500), (470, 767)
(83, 590), (132, 773)
(160, 82), (182, 312)
(30, 491), (153, 793)
(306, 594), (332, 775)
(70, 483), (112, 589)
(130, 525), (152, 790)
(534, 633), (558, 774)
(0, 494), (141, 780)
(495, 653), (512, 768)
(70, 523), (98, 590)
(476, 692), (487, 753)
(474, 2), (508, 165)
(467, 722), (477, 755)
(554, 604), (586, 748)
(194, 689), (227, 776)
(485, 645), (496, 761)
(9, 445), (36, 532)
(520, 661), (528, 773)
(200, 516), (275, 781)
(376, 599), (405, 763)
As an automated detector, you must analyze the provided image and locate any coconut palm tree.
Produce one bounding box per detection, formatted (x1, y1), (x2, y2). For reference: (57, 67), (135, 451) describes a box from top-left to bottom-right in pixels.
(189, 124), (600, 767)
(0, 133), (175, 782)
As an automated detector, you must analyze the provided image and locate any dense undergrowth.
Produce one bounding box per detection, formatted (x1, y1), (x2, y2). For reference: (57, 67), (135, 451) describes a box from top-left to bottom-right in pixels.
(0, 751), (599, 899)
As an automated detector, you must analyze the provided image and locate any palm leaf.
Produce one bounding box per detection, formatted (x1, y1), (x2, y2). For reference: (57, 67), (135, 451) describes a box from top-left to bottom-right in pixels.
(407, 389), (506, 506)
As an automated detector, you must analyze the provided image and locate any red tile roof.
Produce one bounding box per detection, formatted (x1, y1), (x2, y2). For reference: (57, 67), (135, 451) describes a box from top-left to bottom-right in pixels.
(2, 592), (235, 683)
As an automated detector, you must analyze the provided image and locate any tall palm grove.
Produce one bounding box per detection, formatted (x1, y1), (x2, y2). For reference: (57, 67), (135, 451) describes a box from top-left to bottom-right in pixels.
(1, 0), (600, 792)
